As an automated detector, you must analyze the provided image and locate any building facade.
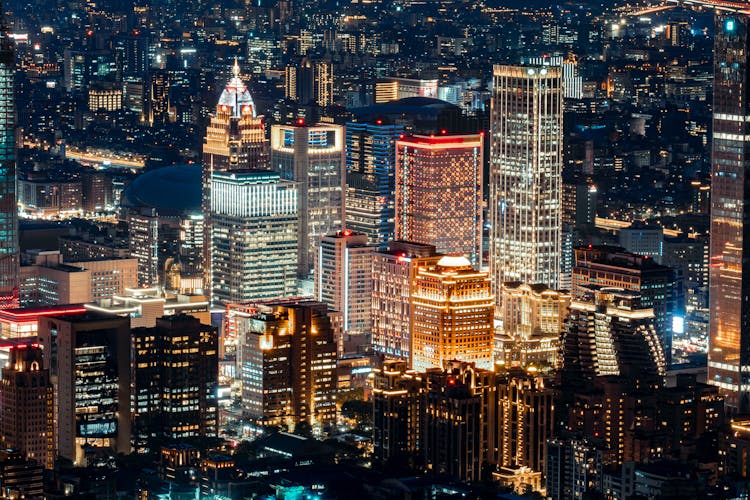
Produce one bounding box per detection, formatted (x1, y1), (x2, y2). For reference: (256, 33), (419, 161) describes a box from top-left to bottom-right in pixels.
(490, 65), (563, 300)
(345, 120), (404, 248)
(395, 134), (483, 267)
(0, 344), (54, 469)
(0, 18), (18, 309)
(411, 256), (494, 372)
(572, 246), (678, 366)
(238, 300), (337, 430)
(131, 315), (218, 451)
(372, 241), (441, 362)
(270, 122), (345, 278)
(708, 12), (750, 411)
(38, 313), (132, 464)
(210, 170), (298, 306)
(315, 230), (374, 341)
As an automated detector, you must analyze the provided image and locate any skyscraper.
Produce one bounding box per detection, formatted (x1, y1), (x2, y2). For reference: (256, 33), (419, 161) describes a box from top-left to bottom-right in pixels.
(345, 120), (404, 248)
(203, 61), (269, 296)
(38, 313), (132, 463)
(315, 230), (374, 347)
(210, 170), (298, 306)
(270, 122), (345, 278)
(131, 315), (218, 451)
(0, 17), (17, 309)
(395, 134), (483, 267)
(490, 65), (563, 299)
(709, 11), (750, 411)
(0, 344), (54, 470)
(411, 256), (494, 372)
(237, 300), (337, 430)
(285, 57), (334, 107)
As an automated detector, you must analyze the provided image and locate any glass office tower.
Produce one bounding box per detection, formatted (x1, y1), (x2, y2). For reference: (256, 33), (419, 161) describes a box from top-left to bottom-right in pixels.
(708, 11), (750, 412)
(0, 19), (17, 309)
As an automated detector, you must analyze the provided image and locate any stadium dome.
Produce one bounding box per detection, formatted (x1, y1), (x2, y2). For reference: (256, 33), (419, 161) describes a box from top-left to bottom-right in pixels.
(120, 163), (202, 214)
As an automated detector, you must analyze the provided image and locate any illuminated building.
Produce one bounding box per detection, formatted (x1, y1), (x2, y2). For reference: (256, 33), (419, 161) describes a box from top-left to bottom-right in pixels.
(131, 315), (218, 451)
(284, 57), (333, 107)
(496, 368), (555, 476)
(237, 300), (336, 429)
(395, 134), (483, 266)
(422, 361), (497, 482)
(572, 246), (678, 366)
(0, 450), (43, 498)
(0, 344), (53, 469)
(0, 15), (18, 310)
(372, 360), (423, 465)
(561, 288), (666, 388)
(315, 231), (374, 350)
(38, 313), (131, 463)
(545, 438), (603, 500)
(88, 82), (122, 111)
(372, 241), (441, 362)
(490, 65), (563, 300)
(344, 120), (404, 248)
(270, 122), (345, 278)
(210, 170), (298, 306)
(147, 70), (170, 126)
(203, 61), (269, 298)
(18, 177), (82, 217)
(19, 251), (138, 307)
(0, 304), (86, 339)
(496, 282), (570, 368)
(708, 11), (750, 411)
(85, 287), (210, 328)
(618, 221), (664, 262)
(410, 256), (494, 372)
(375, 77), (439, 103)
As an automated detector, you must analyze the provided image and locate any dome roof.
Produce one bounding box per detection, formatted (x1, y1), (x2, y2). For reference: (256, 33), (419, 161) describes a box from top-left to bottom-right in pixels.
(217, 59), (256, 119)
(121, 164), (202, 214)
(437, 255), (473, 268)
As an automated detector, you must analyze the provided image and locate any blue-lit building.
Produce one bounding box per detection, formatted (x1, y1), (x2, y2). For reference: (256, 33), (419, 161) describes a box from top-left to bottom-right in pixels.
(344, 120), (404, 249)
(0, 19), (17, 309)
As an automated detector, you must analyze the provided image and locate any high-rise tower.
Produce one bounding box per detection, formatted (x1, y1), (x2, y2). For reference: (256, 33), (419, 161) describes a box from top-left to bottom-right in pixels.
(490, 65), (562, 302)
(395, 134), (483, 267)
(709, 11), (750, 411)
(202, 61), (269, 295)
(345, 120), (404, 248)
(0, 12), (17, 309)
(270, 121), (345, 279)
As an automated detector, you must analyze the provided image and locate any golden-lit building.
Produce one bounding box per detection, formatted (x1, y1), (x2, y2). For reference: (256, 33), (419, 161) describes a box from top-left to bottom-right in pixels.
(285, 57), (333, 107)
(237, 300), (337, 430)
(496, 282), (570, 367)
(395, 134), (483, 267)
(0, 344), (54, 469)
(371, 241), (441, 363)
(202, 60), (269, 297)
(410, 255), (494, 372)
